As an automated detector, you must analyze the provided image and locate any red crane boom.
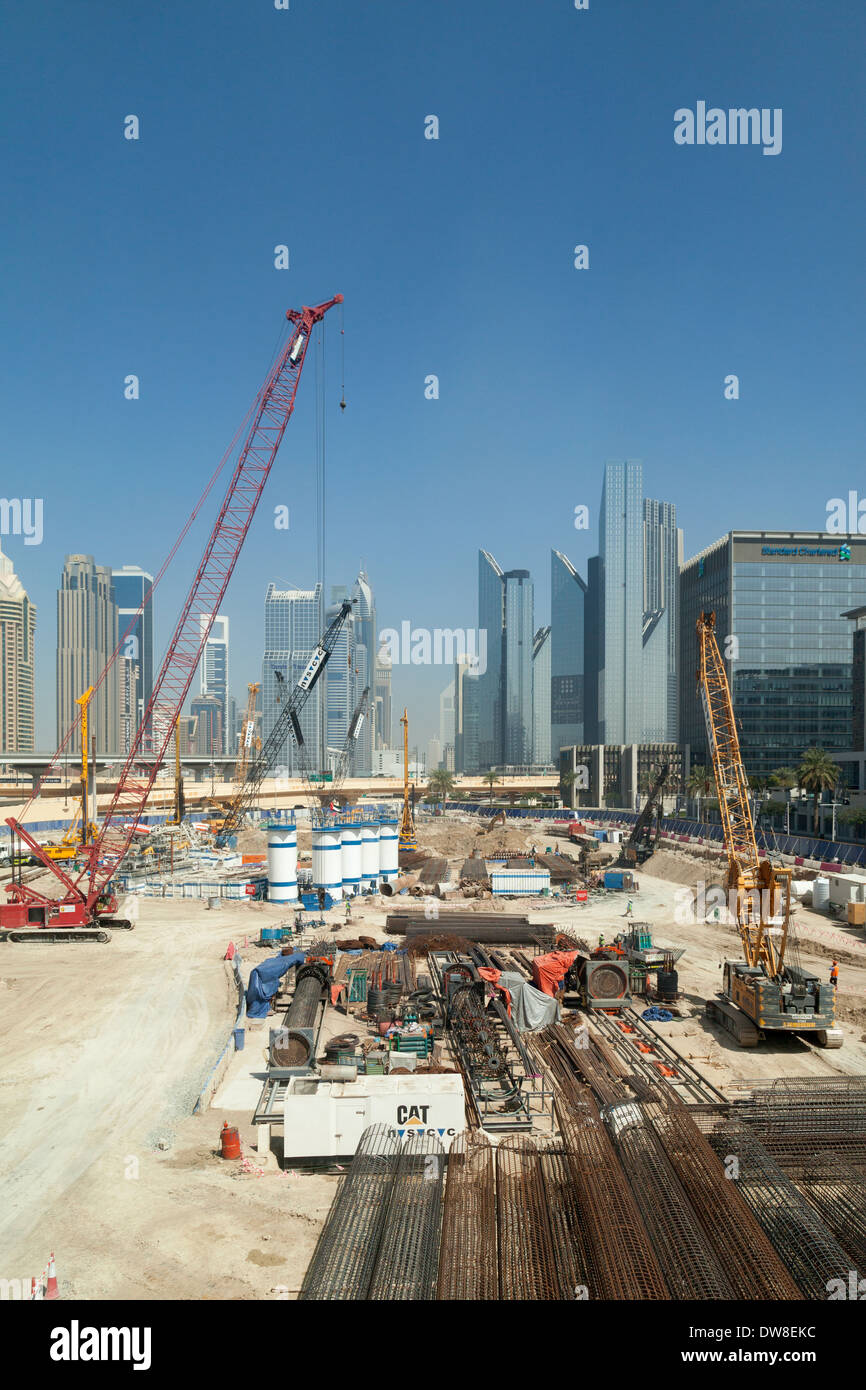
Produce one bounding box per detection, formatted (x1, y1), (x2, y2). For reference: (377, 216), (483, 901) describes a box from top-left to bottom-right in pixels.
(3, 295), (342, 939)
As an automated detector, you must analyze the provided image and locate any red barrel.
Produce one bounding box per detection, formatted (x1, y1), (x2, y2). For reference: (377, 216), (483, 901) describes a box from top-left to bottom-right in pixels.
(220, 1123), (241, 1159)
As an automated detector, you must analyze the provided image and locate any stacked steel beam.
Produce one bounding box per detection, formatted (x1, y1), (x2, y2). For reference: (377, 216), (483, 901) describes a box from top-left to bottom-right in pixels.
(367, 1132), (445, 1301)
(646, 1101), (803, 1300)
(299, 1125), (400, 1300)
(559, 1091), (669, 1300)
(496, 1135), (562, 1300)
(437, 1131), (499, 1300)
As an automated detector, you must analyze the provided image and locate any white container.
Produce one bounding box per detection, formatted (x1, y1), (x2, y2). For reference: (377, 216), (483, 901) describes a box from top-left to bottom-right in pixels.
(360, 820), (380, 892)
(812, 877), (830, 910)
(341, 822), (362, 896)
(827, 872), (866, 906)
(312, 821), (343, 901)
(489, 869), (551, 897)
(378, 816), (399, 883)
(266, 820), (298, 903)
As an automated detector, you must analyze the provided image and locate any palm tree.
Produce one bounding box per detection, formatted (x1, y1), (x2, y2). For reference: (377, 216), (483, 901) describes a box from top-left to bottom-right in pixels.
(427, 769), (454, 805)
(560, 768), (575, 808)
(769, 766), (798, 791)
(483, 769), (499, 805)
(686, 764), (712, 817)
(796, 747), (842, 834)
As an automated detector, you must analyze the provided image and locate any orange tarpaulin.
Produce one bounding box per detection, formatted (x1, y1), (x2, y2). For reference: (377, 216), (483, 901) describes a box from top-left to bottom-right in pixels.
(531, 950), (579, 998)
(477, 966), (512, 1016)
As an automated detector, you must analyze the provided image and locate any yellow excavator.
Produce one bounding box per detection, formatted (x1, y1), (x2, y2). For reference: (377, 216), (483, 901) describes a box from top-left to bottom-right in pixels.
(398, 708), (417, 852)
(697, 612), (841, 1047)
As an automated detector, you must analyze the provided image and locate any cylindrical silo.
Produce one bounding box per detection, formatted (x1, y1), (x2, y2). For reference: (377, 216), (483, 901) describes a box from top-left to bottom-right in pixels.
(312, 817), (343, 902)
(378, 814), (399, 883)
(341, 815), (363, 897)
(267, 820), (298, 903)
(360, 817), (381, 892)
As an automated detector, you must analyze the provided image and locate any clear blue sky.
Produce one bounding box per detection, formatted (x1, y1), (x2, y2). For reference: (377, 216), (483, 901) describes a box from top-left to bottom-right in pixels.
(2, 0), (864, 749)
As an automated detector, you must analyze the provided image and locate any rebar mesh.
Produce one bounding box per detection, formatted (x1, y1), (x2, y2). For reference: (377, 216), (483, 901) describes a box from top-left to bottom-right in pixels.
(538, 1147), (594, 1300)
(796, 1154), (866, 1273)
(700, 1119), (855, 1300)
(367, 1131), (445, 1301)
(604, 1103), (736, 1300)
(647, 1104), (803, 1300)
(496, 1135), (562, 1300)
(559, 1091), (669, 1300)
(535, 1023), (633, 1109)
(299, 1124), (400, 1300)
(437, 1131), (499, 1300)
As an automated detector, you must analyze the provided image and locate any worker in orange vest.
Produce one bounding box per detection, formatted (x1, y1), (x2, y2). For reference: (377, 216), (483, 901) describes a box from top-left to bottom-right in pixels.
(830, 960), (839, 990)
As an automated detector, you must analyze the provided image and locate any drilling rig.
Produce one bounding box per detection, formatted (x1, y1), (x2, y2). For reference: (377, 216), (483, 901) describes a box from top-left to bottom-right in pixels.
(697, 612), (841, 1047)
(398, 708), (417, 852)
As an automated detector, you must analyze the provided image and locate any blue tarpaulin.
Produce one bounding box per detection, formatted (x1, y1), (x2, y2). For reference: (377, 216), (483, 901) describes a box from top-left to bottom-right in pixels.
(245, 951), (305, 1019)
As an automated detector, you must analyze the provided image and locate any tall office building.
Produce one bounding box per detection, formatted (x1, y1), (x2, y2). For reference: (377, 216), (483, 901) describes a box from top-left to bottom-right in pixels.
(502, 569), (534, 764)
(550, 549), (587, 756)
(200, 614), (229, 754)
(643, 499), (680, 741)
(112, 565), (154, 740)
(477, 550), (504, 768)
(57, 555), (120, 753)
(324, 593), (358, 768)
(454, 656), (479, 773)
(350, 568), (376, 775)
(374, 651), (392, 749)
(439, 678), (455, 753)
(262, 583), (322, 774)
(532, 625), (551, 764)
(680, 531), (866, 779)
(591, 462), (679, 745)
(190, 693), (224, 758)
(0, 543), (36, 752)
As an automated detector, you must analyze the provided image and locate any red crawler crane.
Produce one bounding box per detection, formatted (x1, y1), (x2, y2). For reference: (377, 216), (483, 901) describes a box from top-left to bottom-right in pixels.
(1, 296), (343, 941)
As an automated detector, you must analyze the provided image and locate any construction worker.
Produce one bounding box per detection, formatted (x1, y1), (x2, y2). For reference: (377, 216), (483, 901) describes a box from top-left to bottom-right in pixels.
(624, 899), (634, 918)
(830, 960), (839, 990)
(598, 933), (605, 948)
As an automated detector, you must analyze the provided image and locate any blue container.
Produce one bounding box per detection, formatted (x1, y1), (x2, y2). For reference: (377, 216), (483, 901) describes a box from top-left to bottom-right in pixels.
(261, 927), (279, 944)
(604, 870), (625, 889)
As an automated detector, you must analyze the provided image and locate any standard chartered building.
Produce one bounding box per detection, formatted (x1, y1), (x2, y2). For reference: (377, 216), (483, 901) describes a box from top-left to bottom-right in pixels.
(679, 531), (866, 780)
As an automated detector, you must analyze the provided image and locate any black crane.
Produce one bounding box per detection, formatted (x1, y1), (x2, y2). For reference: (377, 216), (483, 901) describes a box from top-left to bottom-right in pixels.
(624, 762), (669, 865)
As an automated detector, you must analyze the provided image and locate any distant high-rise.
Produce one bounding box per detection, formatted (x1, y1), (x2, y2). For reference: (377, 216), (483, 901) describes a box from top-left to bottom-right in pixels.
(200, 614), (229, 754)
(262, 583), (322, 774)
(454, 656), (479, 773)
(477, 550), (504, 768)
(324, 594), (358, 769)
(550, 550), (587, 756)
(532, 625), (551, 764)
(190, 693), (224, 757)
(112, 565), (154, 741)
(350, 569), (376, 775)
(502, 570), (534, 764)
(439, 678), (455, 752)
(374, 651), (392, 749)
(57, 555), (119, 753)
(0, 543), (36, 752)
(427, 737), (442, 771)
(594, 462), (678, 744)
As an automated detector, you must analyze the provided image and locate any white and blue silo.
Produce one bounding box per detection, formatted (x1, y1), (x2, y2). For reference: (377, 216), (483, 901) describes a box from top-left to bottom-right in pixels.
(378, 811), (399, 884)
(267, 819), (298, 903)
(311, 813), (343, 902)
(360, 815), (381, 892)
(341, 813), (363, 897)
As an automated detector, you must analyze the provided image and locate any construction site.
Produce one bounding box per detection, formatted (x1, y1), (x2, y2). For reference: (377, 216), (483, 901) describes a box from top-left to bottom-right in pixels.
(3, 299), (866, 1308)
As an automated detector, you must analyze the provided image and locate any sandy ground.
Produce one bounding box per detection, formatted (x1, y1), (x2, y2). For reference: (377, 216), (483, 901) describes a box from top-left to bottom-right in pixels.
(3, 811), (864, 1300)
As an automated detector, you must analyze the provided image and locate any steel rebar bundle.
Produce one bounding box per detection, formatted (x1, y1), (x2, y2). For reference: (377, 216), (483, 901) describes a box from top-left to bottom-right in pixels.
(794, 1154), (866, 1274)
(536, 1023), (633, 1110)
(496, 1135), (562, 1300)
(367, 1132), (445, 1301)
(437, 1131), (499, 1300)
(538, 1148), (594, 1301)
(559, 1092), (669, 1300)
(299, 1125), (401, 1300)
(646, 1104), (803, 1300)
(710, 1080), (866, 1176)
(700, 1119), (856, 1300)
(604, 1103), (737, 1301)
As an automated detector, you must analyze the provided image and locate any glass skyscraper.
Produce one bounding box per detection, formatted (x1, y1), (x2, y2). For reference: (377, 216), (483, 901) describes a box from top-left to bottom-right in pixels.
(262, 583), (322, 773)
(502, 570), (534, 764)
(112, 565), (154, 740)
(532, 625), (551, 764)
(550, 549), (587, 755)
(477, 550), (504, 768)
(598, 460), (644, 743)
(350, 569), (376, 775)
(679, 531), (866, 779)
(643, 499), (680, 741)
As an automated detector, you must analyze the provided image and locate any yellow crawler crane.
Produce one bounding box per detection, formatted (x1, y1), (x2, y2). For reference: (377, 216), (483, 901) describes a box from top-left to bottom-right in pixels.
(697, 612), (841, 1047)
(44, 688), (97, 860)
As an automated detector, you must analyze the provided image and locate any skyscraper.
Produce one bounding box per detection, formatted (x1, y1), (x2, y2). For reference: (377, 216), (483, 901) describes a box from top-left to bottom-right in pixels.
(0, 543), (36, 752)
(350, 568), (376, 775)
(643, 499), (680, 740)
(324, 593), (358, 768)
(454, 655), (479, 773)
(374, 651), (392, 749)
(502, 569), (534, 764)
(57, 555), (120, 753)
(112, 565), (154, 738)
(190, 693), (224, 758)
(550, 549), (587, 756)
(262, 583), (322, 774)
(200, 614), (229, 754)
(532, 625), (551, 764)
(477, 550), (504, 769)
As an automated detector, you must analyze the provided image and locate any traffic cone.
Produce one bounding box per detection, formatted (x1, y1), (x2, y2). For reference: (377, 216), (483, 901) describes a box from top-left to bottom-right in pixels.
(224, 941), (235, 961)
(31, 1275), (41, 1300)
(45, 1253), (60, 1301)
